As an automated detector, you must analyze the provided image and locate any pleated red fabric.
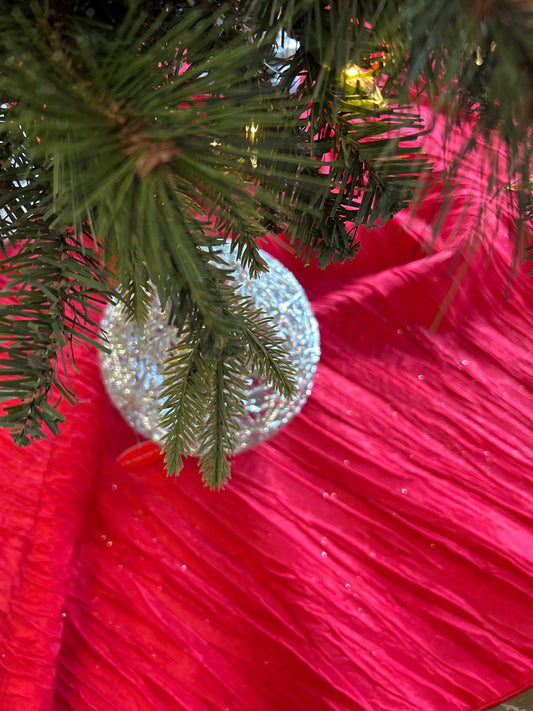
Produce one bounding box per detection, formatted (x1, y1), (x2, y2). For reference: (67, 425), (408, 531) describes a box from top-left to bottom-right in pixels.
(1, 107), (533, 711)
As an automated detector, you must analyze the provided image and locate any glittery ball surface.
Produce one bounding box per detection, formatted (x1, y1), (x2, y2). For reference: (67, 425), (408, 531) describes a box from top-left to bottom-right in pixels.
(99, 246), (320, 453)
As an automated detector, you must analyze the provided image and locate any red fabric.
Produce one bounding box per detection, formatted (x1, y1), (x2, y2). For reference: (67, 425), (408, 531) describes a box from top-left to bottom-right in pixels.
(1, 109), (533, 711)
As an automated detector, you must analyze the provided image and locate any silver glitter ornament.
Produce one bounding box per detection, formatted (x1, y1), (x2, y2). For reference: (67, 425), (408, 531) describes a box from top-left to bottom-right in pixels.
(99, 246), (320, 453)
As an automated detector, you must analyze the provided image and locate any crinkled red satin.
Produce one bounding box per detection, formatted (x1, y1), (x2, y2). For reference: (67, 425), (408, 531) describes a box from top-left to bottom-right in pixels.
(1, 109), (533, 711)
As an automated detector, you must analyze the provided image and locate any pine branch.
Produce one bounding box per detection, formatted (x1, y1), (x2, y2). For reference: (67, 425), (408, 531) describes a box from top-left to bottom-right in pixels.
(280, 105), (430, 267)
(197, 357), (248, 489)
(158, 334), (211, 475)
(0, 119), (114, 443)
(158, 277), (296, 487)
(245, 0), (532, 220)
(240, 299), (297, 401)
(0, 227), (112, 444)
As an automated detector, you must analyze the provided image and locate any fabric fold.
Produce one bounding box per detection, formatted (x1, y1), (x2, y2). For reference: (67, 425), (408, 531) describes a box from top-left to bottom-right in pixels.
(1, 104), (533, 710)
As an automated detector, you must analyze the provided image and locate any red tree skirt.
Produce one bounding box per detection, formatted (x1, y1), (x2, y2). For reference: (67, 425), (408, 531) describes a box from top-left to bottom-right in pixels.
(1, 109), (533, 710)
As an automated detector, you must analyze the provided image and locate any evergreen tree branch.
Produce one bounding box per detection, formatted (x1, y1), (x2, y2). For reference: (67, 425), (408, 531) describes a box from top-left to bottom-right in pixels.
(0, 226), (112, 444)
(159, 333), (211, 475)
(197, 356), (248, 488)
(239, 300), (297, 401)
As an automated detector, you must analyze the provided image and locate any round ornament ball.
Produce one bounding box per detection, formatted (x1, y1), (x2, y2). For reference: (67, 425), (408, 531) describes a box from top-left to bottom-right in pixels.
(99, 245), (320, 454)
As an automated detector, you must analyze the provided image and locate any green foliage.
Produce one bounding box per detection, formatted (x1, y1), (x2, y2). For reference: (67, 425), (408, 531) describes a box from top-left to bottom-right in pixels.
(0, 150), (112, 444)
(0, 0), (531, 485)
(159, 285), (295, 489)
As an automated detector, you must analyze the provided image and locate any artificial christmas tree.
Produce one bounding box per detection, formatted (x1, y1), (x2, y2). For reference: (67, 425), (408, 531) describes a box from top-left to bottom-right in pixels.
(1, 0), (530, 485)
